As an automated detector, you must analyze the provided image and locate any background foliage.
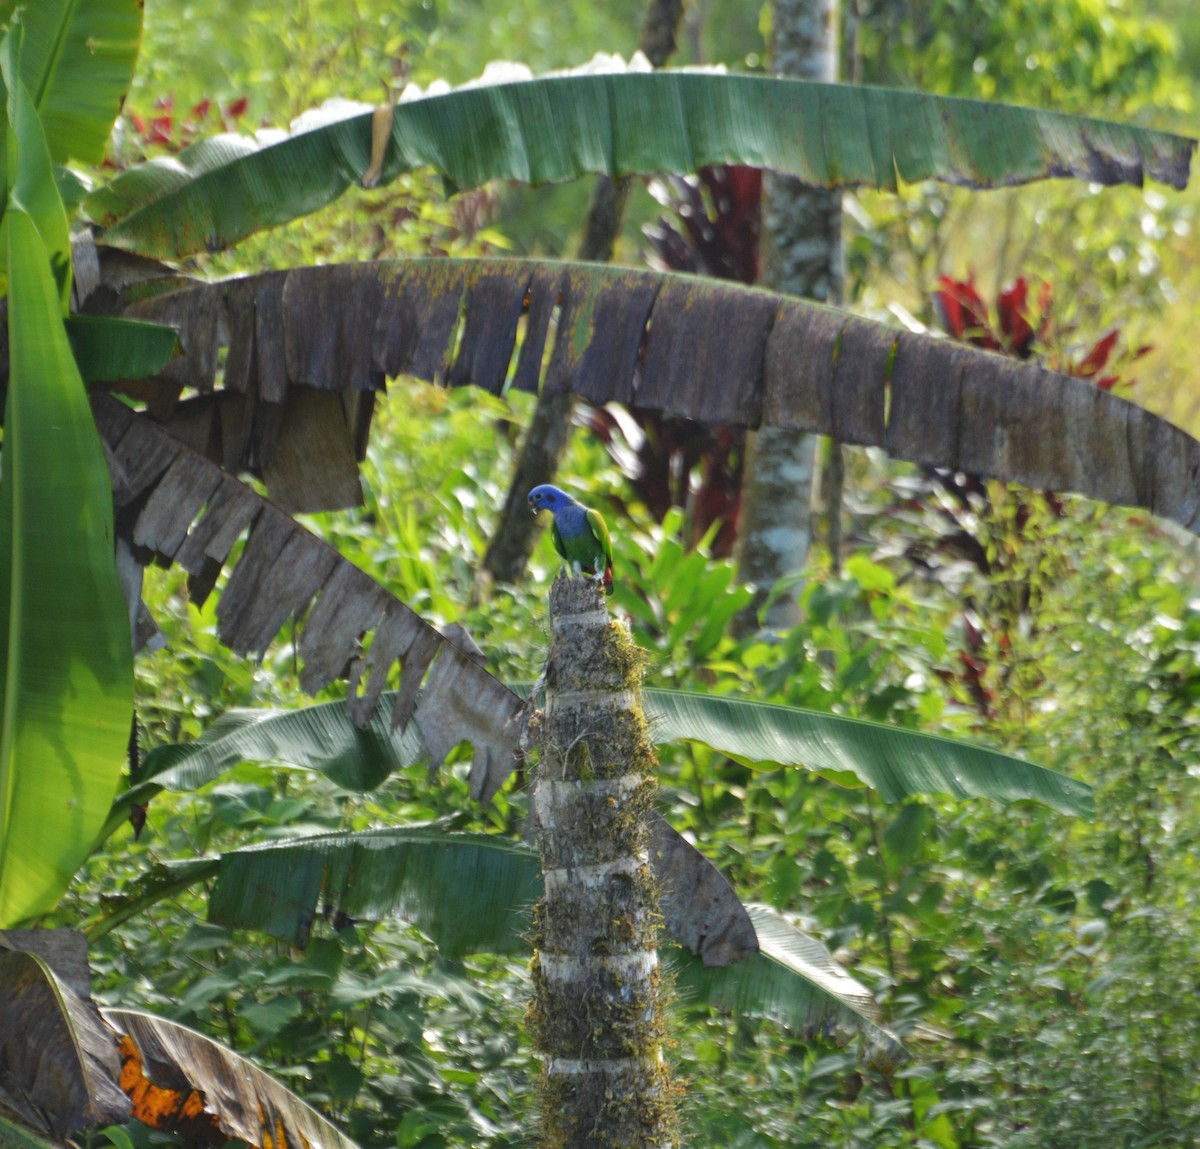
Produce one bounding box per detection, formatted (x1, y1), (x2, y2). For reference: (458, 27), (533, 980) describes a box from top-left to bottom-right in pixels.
(54, 0), (1200, 1146)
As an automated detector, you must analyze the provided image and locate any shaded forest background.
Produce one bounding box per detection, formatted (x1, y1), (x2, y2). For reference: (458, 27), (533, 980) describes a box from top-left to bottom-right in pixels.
(59, 1), (1200, 1146)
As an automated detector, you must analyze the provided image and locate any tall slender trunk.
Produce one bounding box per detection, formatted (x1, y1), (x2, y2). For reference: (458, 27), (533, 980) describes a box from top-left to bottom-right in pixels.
(734, 0), (843, 628)
(481, 0), (685, 588)
(528, 576), (677, 1149)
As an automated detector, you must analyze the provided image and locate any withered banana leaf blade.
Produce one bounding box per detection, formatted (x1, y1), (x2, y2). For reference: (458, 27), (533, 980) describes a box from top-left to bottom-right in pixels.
(113, 259), (1200, 541)
(91, 392), (523, 791)
(0, 951), (130, 1137)
(103, 1008), (360, 1149)
(649, 812), (758, 966)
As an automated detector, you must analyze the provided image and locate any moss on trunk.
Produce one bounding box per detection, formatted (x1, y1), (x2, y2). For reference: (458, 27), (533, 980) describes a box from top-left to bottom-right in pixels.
(528, 575), (679, 1149)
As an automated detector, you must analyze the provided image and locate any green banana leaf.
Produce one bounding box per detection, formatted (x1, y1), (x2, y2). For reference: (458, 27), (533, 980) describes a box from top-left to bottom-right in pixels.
(85, 69), (1195, 259)
(0, 0), (142, 164)
(117, 681), (1088, 823)
(53, 164), (89, 213)
(206, 826), (542, 953)
(65, 314), (180, 382)
(141, 698), (425, 792)
(115, 682), (1089, 829)
(1, 25), (71, 310)
(673, 904), (905, 1071)
(0, 208), (132, 927)
(98, 690), (427, 847)
(643, 688), (1093, 817)
(197, 826), (899, 1058)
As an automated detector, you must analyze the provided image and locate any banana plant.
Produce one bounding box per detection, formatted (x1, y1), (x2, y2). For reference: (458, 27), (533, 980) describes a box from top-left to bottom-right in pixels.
(0, 9), (329, 1143)
(83, 677), (1091, 1070)
(0, 12), (139, 930)
(0, 0), (190, 931)
(0, 0), (1198, 1143)
(0, 0), (1195, 934)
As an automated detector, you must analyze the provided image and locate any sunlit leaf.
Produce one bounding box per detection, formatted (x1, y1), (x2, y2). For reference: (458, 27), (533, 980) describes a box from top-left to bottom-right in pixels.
(0, 0), (143, 164)
(0, 210), (132, 926)
(86, 69), (1194, 259)
(1, 24), (71, 309)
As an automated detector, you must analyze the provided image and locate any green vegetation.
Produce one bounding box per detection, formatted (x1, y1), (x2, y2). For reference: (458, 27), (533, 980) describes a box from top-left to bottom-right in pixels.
(1, 0), (1200, 1147)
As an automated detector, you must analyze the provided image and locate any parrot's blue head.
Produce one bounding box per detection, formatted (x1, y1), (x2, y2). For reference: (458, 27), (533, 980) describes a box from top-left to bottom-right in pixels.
(528, 484), (575, 514)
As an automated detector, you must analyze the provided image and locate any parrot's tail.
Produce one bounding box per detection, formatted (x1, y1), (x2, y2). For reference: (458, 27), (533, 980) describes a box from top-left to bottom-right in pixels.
(603, 565), (614, 596)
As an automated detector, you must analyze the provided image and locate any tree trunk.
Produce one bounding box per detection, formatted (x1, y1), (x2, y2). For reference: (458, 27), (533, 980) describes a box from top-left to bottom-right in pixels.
(528, 576), (677, 1149)
(481, 0), (685, 588)
(734, 0), (843, 629)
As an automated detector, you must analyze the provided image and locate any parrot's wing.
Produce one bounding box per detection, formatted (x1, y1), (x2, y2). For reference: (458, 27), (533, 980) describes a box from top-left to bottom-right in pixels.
(586, 508), (614, 568)
(550, 519), (568, 563)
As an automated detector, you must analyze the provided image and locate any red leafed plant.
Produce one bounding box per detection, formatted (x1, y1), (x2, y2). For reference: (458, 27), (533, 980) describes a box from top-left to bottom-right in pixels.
(120, 95), (250, 165)
(933, 272), (1150, 387)
(890, 272), (1151, 717)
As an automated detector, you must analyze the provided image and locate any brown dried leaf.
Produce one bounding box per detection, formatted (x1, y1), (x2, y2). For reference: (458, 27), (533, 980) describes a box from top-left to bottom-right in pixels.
(417, 643), (524, 803)
(121, 259), (1200, 535)
(105, 1009), (357, 1149)
(125, 282), (221, 394)
(0, 929), (92, 1000)
(346, 603), (426, 727)
(637, 277), (774, 426)
(298, 563), (389, 694)
(648, 814), (758, 967)
(92, 394), (523, 792)
(258, 388), (364, 512)
(0, 951), (130, 1138)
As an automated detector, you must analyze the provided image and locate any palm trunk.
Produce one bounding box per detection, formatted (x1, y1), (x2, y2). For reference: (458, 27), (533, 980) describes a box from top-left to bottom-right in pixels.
(481, 0), (685, 588)
(734, 0), (844, 628)
(528, 576), (677, 1149)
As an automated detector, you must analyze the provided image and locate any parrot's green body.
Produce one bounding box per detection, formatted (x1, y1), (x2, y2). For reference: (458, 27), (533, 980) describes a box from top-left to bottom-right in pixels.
(528, 484), (614, 594)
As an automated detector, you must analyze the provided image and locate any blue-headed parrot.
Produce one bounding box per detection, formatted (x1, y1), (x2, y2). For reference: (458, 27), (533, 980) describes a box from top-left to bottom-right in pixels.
(528, 484), (614, 595)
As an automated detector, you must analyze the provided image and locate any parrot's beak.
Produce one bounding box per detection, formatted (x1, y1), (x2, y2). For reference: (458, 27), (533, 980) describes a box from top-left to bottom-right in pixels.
(528, 500), (537, 515)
